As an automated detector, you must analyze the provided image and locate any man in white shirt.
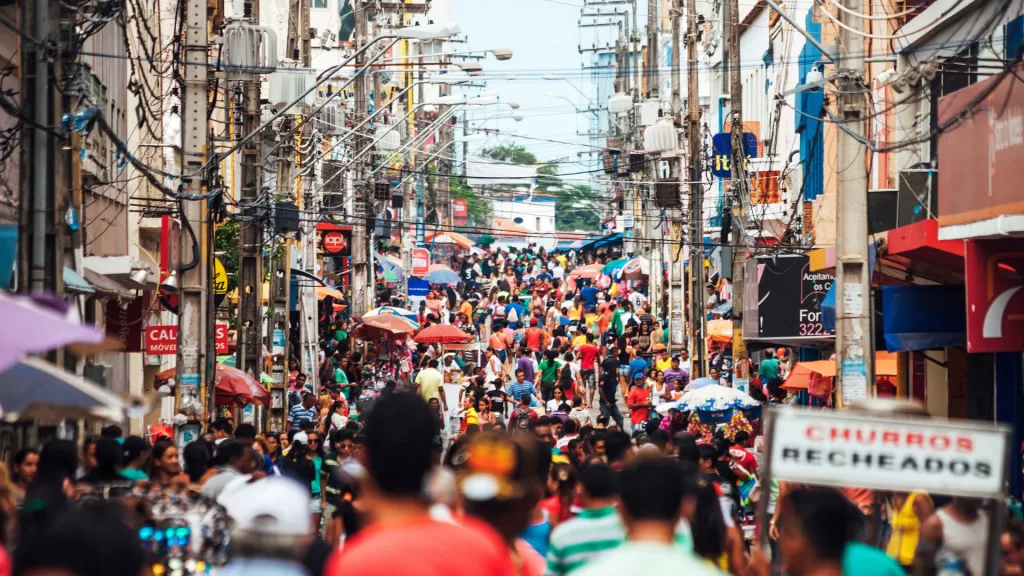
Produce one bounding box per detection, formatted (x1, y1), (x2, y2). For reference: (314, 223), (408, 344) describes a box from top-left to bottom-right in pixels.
(551, 261), (565, 280)
(628, 289), (648, 311)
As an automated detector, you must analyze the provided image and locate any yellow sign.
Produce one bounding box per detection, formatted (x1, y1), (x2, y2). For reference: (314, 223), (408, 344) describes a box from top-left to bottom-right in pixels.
(213, 258), (228, 295)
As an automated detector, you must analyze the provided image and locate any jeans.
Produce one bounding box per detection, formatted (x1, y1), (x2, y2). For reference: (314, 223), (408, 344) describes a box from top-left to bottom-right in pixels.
(600, 398), (624, 428)
(540, 381), (557, 402)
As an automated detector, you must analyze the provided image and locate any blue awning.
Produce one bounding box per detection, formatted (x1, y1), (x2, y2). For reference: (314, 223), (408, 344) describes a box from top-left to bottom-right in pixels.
(63, 267), (95, 295)
(581, 232), (623, 251)
(881, 285), (965, 351)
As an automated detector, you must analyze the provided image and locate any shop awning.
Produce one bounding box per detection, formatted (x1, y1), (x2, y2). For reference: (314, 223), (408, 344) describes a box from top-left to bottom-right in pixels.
(881, 284), (966, 351)
(581, 232), (623, 251)
(82, 269), (136, 299)
(425, 230), (475, 249)
(883, 218), (964, 284)
(63, 267), (95, 295)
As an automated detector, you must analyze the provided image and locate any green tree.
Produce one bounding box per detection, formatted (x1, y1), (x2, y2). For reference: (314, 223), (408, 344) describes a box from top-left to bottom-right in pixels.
(482, 144), (601, 232)
(450, 175), (492, 228)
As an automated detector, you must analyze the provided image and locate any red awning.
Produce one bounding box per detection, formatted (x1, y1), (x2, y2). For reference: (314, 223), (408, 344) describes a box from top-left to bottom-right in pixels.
(884, 219), (964, 283)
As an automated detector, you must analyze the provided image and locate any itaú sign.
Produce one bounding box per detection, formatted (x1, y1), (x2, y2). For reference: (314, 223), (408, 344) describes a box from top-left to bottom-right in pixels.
(767, 408), (1008, 497)
(965, 238), (1024, 353)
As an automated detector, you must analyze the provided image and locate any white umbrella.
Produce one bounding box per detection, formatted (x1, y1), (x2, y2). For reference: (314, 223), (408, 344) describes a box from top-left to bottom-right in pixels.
(656, 384), (759, 415)
(0, 358), (148, 423)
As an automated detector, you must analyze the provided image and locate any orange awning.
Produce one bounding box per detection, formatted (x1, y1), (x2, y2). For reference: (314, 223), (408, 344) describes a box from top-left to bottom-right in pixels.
(782, 352), (899, 390)
(425, 230), (476, 249)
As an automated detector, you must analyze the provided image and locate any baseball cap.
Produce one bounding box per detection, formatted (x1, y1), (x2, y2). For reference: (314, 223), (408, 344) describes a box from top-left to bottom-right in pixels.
(455, 433), (539, 502)
(530, 317), (539, 326)
(218, 476), (311, 536)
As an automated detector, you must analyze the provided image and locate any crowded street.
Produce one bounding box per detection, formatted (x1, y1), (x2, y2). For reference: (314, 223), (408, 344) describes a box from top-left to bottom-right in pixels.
(2, 0), (1024, 573)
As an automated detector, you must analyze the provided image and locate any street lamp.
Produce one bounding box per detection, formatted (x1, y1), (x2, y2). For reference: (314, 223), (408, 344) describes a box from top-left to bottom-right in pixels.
(542, 73), (593, 103)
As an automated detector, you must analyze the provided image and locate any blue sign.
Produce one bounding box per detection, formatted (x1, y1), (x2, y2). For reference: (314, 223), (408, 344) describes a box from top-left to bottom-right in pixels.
(711, 132), (758, 178)
(180, 374), (200, 387)
(408, 278), (430, 298)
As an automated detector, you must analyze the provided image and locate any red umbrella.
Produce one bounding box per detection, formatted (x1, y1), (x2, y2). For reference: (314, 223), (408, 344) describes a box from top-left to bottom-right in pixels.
(414, 324), (473, 344)
(154, 365), (270, 407)
(569, 263), (602, 279)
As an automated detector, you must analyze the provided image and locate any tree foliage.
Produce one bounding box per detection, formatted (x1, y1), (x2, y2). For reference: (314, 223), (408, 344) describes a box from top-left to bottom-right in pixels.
(481, 144), (600, 232)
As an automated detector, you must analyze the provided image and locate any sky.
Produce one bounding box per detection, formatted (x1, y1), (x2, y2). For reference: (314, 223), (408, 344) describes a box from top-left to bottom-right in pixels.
(449, 0), (596, 170)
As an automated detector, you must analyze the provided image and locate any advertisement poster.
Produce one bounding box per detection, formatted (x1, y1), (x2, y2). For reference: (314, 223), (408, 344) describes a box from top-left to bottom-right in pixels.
(756, 255), (835, 339)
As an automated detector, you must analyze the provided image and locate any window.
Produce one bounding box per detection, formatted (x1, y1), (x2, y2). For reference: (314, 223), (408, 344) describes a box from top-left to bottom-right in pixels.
(312, 0), (327, 8)
(536, 217), (540, 230)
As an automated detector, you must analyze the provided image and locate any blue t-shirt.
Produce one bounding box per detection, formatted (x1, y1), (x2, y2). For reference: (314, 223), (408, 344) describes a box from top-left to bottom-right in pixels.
(580, 286), (599, 307)
(629, 357), (649, 381)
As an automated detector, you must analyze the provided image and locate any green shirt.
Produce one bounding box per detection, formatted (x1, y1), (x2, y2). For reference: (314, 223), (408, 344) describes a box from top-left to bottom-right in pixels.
(758, 358), (779, 380)
(310, 455), (323, 494)
(539, 359), (562, 383)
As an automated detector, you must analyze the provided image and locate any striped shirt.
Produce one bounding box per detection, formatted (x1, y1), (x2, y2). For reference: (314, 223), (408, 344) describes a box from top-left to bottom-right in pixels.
(545, 506), (625, 576)
(288, 404), (317, 430)
(507, 381), (538, 404)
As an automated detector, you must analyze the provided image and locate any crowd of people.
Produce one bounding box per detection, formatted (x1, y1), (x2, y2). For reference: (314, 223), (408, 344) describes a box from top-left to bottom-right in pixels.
(1, 244), (1022, 576)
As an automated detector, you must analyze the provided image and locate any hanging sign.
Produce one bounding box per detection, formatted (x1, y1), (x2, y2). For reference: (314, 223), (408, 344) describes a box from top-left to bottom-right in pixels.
(411, 248), (430, 277)
(711, 132), (758, 178)
(146, 324), (230, 355)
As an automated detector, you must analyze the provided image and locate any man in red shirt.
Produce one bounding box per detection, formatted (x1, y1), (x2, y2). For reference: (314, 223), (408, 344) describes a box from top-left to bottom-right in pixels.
(508, 394), (540, 433)
(577, 333), (602, 408)
(626, 372), (652, 435)
(524, 317), (547, 357)
(327, 393), (515, 576)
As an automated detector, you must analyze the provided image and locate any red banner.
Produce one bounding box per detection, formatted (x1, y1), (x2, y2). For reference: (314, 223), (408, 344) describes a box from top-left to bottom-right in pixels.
(965, 238), (1024, 353)
(105, 294), (146, 352)
(411, 248), (430, 277)
(146, 324), (229, 355)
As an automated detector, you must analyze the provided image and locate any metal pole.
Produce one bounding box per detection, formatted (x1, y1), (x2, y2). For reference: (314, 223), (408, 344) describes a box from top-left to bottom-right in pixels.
(687, 0), (705, 376)
(726, 0), (750, 390)
(835, 0), (872, 407)
(178, 0), (211, 423)
(647, 0), (658, 99)
(30, 0), (49, 292)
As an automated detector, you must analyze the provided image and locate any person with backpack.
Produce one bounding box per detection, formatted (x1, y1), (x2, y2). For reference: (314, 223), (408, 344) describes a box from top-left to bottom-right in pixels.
(508, 394), (540, 433)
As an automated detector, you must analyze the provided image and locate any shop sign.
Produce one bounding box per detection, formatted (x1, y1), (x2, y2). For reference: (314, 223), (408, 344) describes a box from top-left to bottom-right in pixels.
(768, 408), (1008, 497)
(411, 248), (430, 277)
(105, 295), (145, 352)
(965, 238), (1024, 353)
(452, 199), (468, 217)
(146, 324), (229, 355)
(322, 231), (350, 255)
(938, 64), (1024, 238)
(754, 255), (835, 339)
(710, 132), (758, 178)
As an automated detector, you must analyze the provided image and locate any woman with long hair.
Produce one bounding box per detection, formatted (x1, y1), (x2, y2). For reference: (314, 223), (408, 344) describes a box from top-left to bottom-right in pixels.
(78, 437), (124, 486)
(147, 438), (184, 487)
(305, 433), (326, 532)
(264, 431), (283, 466)
(10, 448), (39, 506)
(539, 463), (577, 527)
(546, 385), (568, 413)
(19, 440), (78, 540)
(182, 441), (214, 488)
(321, 400), (347, 440)
(119, 436), (149, 482)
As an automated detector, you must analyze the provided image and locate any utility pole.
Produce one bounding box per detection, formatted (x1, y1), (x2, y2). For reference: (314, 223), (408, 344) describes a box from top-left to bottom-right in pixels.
(178, 0), (211, 421)
(686, 0), (704, 376)
(668, 5), (685, 355)
(237, 0), (263, 378)
(350, 0), (369, 315)
(27, 0), (51, 293)
(646, 0), (658, 98)
(835, 0), (871, 406)
(725, 0), (749, 391)
(645, 0), (662, 321)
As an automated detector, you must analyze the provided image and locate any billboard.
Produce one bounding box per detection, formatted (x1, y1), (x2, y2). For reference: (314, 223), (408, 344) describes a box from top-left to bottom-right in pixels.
(754, 254), (835, 340)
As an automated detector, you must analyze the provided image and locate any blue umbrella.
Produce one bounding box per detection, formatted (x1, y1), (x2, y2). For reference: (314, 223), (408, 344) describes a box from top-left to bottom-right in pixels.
(687, 377), (718, 391)
(424, 268), (461, 285)
(0, 358), (142, 422)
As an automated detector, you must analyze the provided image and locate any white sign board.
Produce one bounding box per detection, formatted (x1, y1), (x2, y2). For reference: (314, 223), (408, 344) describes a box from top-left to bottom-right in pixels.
(769, 408), (1008, 497)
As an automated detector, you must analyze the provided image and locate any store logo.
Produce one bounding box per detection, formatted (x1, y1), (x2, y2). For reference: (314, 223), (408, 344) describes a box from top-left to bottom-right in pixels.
(323, 231), (347, 254)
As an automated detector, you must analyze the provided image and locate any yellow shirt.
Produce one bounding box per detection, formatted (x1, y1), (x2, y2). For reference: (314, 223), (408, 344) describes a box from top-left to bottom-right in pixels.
(572, 334), (587, 348)
(464, 407), (479, 426)
(656, 357), (673, 372)
(556, 255), (568, 269)
(460, 300), (473, 318)
(415, 367), (444, 402)
(887, 492), (931, 565)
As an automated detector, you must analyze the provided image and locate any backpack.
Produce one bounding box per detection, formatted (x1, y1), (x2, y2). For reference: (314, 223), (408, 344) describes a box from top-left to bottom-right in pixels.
(516, 409), (532, 430)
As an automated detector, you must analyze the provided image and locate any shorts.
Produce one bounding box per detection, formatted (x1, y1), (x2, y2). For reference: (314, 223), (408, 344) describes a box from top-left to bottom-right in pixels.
(581, 369), (597, 389)
(310, 493), (322, 514)
(618, 366), (630, 377)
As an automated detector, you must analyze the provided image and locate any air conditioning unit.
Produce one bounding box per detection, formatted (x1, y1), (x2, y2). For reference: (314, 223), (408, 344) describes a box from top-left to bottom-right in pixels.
(897, 167), (933, 227)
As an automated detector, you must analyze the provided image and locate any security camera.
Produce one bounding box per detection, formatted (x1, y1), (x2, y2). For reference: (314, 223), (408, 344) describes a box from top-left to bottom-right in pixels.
(805, 67), (824, 91)
(875, 68), (898, 86)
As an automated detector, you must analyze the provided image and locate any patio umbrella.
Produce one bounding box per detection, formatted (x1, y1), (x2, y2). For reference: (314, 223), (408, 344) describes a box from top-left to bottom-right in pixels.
(0, 292), (105, 374)
(364, 305), (418, 321)
(782, 353), (899, 391)
(686, 377), (719, 391)
(0, 358), (146, 422)
(351, 315), (420, 340)
(569, 263), (602, 280)
(656, 384), (760, 416)
(382, 269), (400, 283)
(600, 257), (631, 276)
(424, 267), (461, 285)
(316, 286), (345, 300)
(707, 319), (733, 343)
(413, 324), (473, 344)
(620, 256), (650, 280)
(156, 365), (270, 407)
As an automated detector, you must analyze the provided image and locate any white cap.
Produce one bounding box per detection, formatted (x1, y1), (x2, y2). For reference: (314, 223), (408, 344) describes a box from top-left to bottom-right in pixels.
(292, 431), (309, 445)
(218, 476), (312, 537)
